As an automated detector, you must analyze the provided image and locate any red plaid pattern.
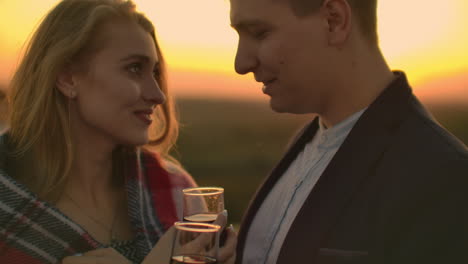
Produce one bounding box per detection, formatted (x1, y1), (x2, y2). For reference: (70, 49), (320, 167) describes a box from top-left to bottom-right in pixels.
(0, 147), (196, 264)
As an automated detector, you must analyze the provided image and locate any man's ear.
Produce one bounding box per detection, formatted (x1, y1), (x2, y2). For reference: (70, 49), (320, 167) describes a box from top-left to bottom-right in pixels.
(56, 67), (78, 98)
(321, 0), (352, 46)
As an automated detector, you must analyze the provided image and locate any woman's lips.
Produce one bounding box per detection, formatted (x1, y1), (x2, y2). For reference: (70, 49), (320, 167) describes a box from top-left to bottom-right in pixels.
(134, 111), (153, 125)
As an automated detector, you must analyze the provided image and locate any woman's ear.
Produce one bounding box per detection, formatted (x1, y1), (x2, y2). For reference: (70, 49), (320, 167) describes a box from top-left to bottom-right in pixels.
(322, 0), (352, 46)
(56, 68), (78, 99)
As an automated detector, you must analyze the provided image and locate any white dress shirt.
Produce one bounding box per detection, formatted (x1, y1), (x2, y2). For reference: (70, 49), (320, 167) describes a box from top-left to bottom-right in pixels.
(243, 109), (366, 264)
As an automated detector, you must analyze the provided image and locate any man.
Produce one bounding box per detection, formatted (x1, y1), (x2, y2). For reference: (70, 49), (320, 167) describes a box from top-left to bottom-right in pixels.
(229, 0), (468, 263)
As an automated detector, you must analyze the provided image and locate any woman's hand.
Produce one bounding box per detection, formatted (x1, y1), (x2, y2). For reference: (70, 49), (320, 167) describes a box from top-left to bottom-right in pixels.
(62, 248), (131, 264)
(173, 211), (237, 264)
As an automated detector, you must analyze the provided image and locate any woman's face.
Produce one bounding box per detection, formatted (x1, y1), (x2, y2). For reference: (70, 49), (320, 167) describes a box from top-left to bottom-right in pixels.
(70, 19), (165, 148)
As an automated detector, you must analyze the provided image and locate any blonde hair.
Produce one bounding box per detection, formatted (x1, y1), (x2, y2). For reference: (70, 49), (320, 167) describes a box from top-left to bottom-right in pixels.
(7, 0), (178, 202)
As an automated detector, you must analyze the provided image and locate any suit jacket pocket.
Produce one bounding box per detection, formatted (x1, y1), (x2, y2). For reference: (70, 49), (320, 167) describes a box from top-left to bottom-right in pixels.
(316, 248), (369, 264)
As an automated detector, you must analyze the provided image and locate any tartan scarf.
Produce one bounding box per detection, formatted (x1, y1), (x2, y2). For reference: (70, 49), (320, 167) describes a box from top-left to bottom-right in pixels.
(0, 146), (192, 264)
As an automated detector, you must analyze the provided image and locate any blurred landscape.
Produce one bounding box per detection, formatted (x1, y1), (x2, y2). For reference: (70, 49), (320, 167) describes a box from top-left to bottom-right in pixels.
(172, 98), (468, 224)
(0, 83), (466, 224)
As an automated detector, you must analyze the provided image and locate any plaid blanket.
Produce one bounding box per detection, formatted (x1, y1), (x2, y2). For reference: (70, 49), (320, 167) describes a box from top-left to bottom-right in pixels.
(0, 147), (196, 264)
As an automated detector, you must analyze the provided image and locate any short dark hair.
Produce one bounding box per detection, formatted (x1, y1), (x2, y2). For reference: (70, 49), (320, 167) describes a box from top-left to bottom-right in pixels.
(285, 0), (378, 44)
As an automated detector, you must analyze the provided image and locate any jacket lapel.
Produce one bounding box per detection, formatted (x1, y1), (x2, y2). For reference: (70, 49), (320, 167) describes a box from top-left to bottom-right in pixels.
(236, 118), (319, 262)
(277, 72), (413, 263)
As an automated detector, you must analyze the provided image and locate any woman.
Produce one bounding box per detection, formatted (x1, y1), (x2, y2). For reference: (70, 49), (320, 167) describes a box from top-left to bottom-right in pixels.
(0, 0), (235, 263)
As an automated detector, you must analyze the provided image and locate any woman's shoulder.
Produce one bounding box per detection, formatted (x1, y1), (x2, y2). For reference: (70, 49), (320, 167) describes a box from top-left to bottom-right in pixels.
(138, 149), (196, 188)
(161, 159), (196, 188)
(160, 159), (197, 188)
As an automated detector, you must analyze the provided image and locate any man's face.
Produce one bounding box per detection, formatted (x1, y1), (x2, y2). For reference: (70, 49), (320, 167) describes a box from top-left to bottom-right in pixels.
(230, 0), (335, 114)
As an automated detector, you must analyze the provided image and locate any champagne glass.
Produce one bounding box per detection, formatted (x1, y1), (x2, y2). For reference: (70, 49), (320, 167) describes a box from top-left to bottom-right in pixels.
(182, 187), (224, 223)
(171, 222), (220, 264)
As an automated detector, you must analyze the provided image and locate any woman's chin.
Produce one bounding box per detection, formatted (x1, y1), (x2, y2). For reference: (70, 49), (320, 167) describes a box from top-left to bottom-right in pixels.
(117, 133), (150, 147)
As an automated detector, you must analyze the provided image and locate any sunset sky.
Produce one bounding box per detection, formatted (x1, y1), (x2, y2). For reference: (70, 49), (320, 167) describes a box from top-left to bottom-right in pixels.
(0, 0), (466, 103)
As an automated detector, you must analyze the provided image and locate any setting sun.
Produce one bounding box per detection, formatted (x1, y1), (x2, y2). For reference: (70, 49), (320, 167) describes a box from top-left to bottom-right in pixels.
(0, 0), (466, 101)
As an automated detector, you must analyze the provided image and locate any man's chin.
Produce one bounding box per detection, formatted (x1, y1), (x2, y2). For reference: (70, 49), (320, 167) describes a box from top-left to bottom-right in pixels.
(269, 99), (290, 113)
(269, 99), (313, 115)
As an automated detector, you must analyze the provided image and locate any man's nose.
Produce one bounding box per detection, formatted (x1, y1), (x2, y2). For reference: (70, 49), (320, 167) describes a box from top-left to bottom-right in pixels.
(234, 39), (257, 75)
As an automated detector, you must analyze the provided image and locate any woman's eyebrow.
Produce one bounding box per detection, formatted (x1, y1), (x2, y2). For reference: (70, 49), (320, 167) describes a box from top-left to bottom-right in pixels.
(119, 54), (151, 63)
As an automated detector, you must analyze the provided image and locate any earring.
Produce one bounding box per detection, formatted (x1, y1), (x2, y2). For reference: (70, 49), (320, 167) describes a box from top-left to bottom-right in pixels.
(67, 93), (72, 148)
(70, 90), (77, 98)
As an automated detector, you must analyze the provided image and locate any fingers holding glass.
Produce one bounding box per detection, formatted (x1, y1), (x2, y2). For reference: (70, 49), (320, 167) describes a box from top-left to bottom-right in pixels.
(171, 222), (221, 264)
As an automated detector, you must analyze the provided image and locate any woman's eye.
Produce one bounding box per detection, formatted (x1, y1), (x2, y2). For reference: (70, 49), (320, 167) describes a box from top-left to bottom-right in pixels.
(153, 68), (160, 78)
(128, 63), (142, 74)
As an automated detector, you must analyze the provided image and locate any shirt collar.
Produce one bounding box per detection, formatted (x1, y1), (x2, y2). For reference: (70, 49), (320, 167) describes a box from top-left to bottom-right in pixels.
(316, 108), (367, 149)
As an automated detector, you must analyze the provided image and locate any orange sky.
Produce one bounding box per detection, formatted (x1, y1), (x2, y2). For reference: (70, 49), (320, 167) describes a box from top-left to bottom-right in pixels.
(0, 0), (467, 102)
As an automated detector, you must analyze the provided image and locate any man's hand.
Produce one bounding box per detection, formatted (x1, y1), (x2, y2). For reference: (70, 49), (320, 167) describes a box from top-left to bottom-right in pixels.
(213, 211), (237, 264)
(62, 248), (131, 264)
(218, 224), (237, 264)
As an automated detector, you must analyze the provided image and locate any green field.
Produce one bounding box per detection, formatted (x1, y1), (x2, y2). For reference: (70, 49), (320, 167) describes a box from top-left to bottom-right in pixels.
(173, 98), (468, 224)
(0, 89), (465, 224)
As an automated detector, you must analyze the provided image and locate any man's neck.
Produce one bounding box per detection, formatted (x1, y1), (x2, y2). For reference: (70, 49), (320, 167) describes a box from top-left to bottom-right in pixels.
(320, 48), (395, 128)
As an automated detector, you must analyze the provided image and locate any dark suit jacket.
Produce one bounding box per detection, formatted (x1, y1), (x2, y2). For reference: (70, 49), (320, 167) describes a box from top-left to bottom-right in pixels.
(236, 72), (468, 264)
